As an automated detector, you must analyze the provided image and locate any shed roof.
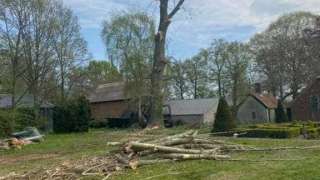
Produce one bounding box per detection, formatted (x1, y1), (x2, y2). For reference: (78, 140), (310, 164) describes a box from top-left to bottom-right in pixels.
(0, 94), (54, 108)
(165, 98), (219, 116)
(89, 82), (127, 103)
(250, 93), (278, 109)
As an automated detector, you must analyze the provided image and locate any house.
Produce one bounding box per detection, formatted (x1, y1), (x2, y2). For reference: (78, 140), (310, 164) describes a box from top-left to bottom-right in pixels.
(163, 98), (219, 127)
(237, 84), (278, 124)
(291, 77), (320, 121)
(89, 82), (130, 121)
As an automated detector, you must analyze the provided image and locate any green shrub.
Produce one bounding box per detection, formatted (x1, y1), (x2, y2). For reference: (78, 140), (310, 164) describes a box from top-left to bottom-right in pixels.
(53, 96), (91, 133)
(304, 121), (319, 128)
(213, 98), (236, 132)
(243, 127), (300, 138)
(302, 128), (320, 139)
(0, 110), (16, 137)
(89, 120), (108, 128)
(15, 108), (47, 130)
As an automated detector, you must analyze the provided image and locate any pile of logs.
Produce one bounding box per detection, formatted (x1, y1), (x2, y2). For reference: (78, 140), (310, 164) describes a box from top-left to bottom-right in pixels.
(0, 138), (33, 150)
(115, 130), (247, 169)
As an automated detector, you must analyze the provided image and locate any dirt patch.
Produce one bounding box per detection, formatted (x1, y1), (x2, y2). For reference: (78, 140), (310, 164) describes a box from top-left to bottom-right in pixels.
(0, 153), (60, 165)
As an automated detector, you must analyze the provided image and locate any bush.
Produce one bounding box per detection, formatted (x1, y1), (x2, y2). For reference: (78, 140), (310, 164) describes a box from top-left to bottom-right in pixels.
(53, 96), (91, 133)
(243, 127), (300, 138)
(300, 126), (320, 139)
(89, 120), (108, 129)
(15, 108), (47, 130)
(213, 98), (236, 132)
(0, 110), (16, 137)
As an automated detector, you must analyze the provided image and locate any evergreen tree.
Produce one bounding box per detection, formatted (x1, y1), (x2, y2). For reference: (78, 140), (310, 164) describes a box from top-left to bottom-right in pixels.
(74, 96), (91, 132)
(213, 98), (236, 132)
(275, 99), (288, 123)
(53, 96), (90, 133)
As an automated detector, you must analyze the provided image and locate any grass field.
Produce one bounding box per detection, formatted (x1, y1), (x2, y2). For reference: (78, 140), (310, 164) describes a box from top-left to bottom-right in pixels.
(1, 128), (320, 180)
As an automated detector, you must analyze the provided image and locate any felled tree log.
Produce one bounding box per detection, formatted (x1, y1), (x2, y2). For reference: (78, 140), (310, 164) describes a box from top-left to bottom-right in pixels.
(129, 142), (219, 154)
(138, 137), (196, 157)
(161, 153), (230, 160)
(146, 130), (196, 144)
(181, 143), (221, 150)
(160, 137), (194, 146)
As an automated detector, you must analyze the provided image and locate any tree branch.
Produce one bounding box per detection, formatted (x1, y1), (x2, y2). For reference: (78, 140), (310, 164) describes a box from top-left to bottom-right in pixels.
(168, 0), (185, 19)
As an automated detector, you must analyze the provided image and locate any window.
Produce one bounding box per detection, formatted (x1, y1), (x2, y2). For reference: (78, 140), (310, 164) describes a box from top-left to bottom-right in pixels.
(310, 95), (319, 113)
(252, 112), (256, 120)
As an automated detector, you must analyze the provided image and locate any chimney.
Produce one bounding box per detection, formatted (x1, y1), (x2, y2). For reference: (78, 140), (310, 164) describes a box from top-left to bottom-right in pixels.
(254, 83), (262, 94)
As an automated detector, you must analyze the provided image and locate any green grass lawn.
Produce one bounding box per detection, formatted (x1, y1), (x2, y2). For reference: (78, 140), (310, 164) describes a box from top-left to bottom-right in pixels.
(1, 128), (320, 180)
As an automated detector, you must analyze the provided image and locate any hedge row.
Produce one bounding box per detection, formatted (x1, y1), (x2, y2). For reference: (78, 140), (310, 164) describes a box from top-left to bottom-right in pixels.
(242, 128), (301, 139)
(240, 122), (320, 139)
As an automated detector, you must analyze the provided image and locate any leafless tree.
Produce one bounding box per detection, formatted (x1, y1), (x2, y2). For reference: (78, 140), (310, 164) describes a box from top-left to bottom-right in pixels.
(0, 0), (29, 108)
(52, 3), (88, 101)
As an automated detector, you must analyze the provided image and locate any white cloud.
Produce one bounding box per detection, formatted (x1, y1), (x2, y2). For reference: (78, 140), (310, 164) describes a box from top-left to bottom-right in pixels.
(63, 0), (320, 59)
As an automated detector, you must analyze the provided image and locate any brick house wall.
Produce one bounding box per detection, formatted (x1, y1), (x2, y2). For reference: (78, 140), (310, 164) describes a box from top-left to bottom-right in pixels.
(292, 78), (320, 121)
(90, 100), (129, 121)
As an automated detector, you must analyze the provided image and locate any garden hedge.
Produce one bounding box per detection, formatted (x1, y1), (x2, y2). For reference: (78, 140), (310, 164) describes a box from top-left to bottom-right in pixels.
(242, 127), (301, 138)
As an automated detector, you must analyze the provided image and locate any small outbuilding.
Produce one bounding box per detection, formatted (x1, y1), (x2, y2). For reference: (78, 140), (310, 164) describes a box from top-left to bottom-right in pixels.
(163, 98), (219, 127)
(237, 84), (278, 124)
(89, 82), (130, 121)
(291, 77), (320, 121)
(0, 94), (55, 132)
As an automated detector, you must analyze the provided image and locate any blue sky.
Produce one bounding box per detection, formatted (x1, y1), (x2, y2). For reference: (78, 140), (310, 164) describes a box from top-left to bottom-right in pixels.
(63, 0), (320, 60)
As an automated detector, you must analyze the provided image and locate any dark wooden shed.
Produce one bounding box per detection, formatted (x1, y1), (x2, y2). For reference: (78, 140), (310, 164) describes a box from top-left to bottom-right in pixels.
(89, 82), (130, 121)
(291, 77), (320, 121)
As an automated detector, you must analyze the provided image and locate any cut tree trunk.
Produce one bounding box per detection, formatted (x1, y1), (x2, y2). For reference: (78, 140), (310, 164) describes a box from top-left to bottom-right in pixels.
(149, 0), (185, 127)
(128, 142), (219, 154)
(162, 153), (230, 160)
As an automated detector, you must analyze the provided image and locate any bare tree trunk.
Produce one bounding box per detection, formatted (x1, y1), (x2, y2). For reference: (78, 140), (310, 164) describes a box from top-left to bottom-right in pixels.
(149, 0), (185, 127)
(218, 74), (222, 98)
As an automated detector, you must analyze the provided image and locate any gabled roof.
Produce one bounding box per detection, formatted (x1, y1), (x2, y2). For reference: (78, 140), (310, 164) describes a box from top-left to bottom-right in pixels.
(89, 82), (127, 103)
(250, 93), (278, 109)
(164, 98), (219, 116)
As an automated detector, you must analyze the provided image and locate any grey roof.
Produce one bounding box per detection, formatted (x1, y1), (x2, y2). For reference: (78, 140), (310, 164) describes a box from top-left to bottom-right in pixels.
(89, 82), (127, 103)
(165, 98), (219, 116)
(0, 94), (54, 108)
(0, 94), (12, 108)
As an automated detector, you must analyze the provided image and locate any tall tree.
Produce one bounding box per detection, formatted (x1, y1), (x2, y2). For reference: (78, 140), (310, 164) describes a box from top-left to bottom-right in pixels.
(52, 3), (88, 101)
(185, 49), (209, 99)
(150, 0), (185, 126)
(0, 0), (89, 107)
(169, 60), (188, 99)
(102, 12), (155, 69)
(102, 12), (155, 125)
(208, 39), (229, 97)
(250, 12), (318, 100)
(0, 0), (29, 108)
(225, 42), (250, 112)
(21, 0), (60, 106)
